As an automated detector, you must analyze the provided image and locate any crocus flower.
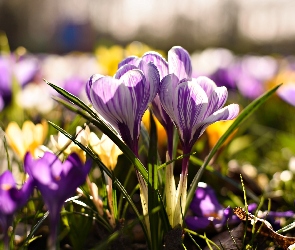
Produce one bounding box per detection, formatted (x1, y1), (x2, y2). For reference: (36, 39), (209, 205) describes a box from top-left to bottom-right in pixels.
(0, 54), (39, 111)
(160, 74), (239, 226)
(86, 61), (160, 154)
(185, 182), (239, 232)
(0, 170), (34, 249)
(5, 120), (48, 160)
(277, 84), (295, 106)
(24, 152), (91, 249)
(160, 75), (239, 154)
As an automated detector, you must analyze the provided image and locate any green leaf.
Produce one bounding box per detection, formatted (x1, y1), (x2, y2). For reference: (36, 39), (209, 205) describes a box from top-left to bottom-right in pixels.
(147, 110), (160, 249)
(185, 84), (282, 213)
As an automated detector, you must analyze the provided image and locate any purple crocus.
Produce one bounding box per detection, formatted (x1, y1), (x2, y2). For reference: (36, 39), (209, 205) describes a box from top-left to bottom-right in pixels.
(119, 46), (192, 158)
(0, 170), (34, 249)
(185, 182), (239, 232)
(24, 152), (91, 249)
(277, 84), (295, 107)
(159, 74), (239, 165)
(86, 61), (160, 154)
(0, 54), (39, 111)
(159, 73), (238, 225)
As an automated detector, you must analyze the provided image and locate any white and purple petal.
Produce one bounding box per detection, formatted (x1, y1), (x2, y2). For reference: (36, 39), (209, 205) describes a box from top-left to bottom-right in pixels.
(168, 46), (192, 81)
(193, 103), (239, 143)
(175, 82), (208, 145)
(114, 64), (138, 79)
(202, 86), (228, 119)
(86, 74), (104, 102)
(159, 74), (181, 122)
(118, 56), (140, 68)
(141, 51), (168, 80)
(193, 76), (217, 97)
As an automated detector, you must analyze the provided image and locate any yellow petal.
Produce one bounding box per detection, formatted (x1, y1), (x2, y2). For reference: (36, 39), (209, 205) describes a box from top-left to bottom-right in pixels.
(5, 122), (26, 159)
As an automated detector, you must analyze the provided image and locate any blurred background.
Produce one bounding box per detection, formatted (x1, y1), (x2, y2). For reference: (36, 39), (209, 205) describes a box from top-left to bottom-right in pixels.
(1, 0), (295, 54)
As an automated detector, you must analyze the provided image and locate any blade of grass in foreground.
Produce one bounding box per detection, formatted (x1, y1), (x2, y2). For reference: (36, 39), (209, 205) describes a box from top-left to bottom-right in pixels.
(186, 84), (282, 213)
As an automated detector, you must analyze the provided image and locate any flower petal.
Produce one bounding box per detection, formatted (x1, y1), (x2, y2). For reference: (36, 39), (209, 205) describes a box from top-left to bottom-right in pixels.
(174, 81), (208, 145)
(159, 74), (181, 122)
(86, 74), (104, 102)
(0, 171), (16, 188)
(118, 56), (140, 68)
(277, 84), (295, 106)
(90, 70), (146, 143)
(142, 51), (168, 80)
(168, 46), (192, 80)
(203, 86), (228, 119)
(193, 76), (217, 97)
(196, 103), (239, 139)
(114, 64), (138, 79)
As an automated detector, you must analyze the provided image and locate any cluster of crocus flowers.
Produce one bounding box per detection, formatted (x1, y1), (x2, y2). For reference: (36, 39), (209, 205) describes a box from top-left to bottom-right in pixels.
(86, 45), (239, 231)
(5, 120), (48, 160)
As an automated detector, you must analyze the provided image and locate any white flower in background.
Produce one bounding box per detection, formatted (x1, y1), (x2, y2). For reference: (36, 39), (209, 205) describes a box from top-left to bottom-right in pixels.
(16, 83), (55, 114)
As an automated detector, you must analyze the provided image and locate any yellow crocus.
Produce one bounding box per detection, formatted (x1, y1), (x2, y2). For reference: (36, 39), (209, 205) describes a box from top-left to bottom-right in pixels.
(5, 120), (48, 160)
(95, 45), (124, 76)
(206, 120), (236, 149)
(89, 133), (122, 170)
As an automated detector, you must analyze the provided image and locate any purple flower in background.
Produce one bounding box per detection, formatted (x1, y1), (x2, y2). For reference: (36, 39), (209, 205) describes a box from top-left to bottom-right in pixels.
(24, 152), (91, 249)
(236, 55), (278, 99)
(0, 170), (33, 249)
(185, 182), (239, 232)
(277, 84), (295, 106)
(86, 62), (160, 154)
(63, 77), (85, 97)
(0, 55), (39, 110)
(209, 66), (239, 90)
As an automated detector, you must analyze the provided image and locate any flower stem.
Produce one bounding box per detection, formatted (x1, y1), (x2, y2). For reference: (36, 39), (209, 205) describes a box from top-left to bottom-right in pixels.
(48, 208), (61, 250)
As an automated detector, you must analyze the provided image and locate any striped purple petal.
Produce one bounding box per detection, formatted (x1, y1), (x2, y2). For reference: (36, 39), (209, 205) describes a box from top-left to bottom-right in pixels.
(114, 64), (138, 79)
(168, 46), (192, 81)
(159, 74), (182, 122)
(118, 56), (140, 68)
(194, 103), (239, 141)
(174, 82), (208, 145)
(86, 74), (103, 102)
(142, 51), (168, 80)
(193, 76), (217, 97)
(89, 69), (158, 151)
(202, 86), (228, 119)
